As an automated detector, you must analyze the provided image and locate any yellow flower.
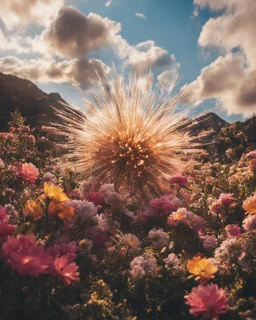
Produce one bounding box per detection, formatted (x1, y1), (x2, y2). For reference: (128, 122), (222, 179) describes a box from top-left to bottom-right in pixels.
(44, 182), (69, 203)
(48, 201), (75, 220)
(24, 200), (44, 221)
(187, 256), (217, 281)
(243, 193), (256, 215)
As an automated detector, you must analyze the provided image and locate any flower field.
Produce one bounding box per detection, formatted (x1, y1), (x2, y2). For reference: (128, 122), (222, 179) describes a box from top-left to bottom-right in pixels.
(0, 111), (256, 320)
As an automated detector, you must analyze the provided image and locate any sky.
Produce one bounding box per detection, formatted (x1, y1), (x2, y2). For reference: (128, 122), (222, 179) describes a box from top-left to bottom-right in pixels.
(0, 0), (256, 122)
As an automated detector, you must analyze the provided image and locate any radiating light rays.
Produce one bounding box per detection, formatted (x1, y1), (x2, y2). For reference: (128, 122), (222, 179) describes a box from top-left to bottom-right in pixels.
(49, 73), (202, 199)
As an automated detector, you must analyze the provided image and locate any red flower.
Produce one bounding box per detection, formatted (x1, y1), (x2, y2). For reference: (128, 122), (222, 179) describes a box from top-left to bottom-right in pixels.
(53, 255), (80, 286)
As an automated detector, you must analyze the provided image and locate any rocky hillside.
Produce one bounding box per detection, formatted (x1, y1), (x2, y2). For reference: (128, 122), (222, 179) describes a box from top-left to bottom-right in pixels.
(0, 73), (68, 131)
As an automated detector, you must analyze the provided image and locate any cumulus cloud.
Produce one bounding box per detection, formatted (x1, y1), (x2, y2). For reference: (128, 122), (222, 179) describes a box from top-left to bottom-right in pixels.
(127, 41), (178, 73)
(38, 6), (177, 73)
(0, 0), (64, 30)
(189, 0), (256, 117)
(185, 54), (256, 117)
(156, 69), (179, 89)
(135, 13), (146, 20)
(0, 56), (109, 89)
(0, 30), (36, 54)
(0, 4), (179, 88)
(40, 6), (121, 58)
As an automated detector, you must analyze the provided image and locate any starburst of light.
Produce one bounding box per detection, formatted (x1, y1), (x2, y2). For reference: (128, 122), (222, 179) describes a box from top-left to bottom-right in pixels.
(50, 73), (202, 199)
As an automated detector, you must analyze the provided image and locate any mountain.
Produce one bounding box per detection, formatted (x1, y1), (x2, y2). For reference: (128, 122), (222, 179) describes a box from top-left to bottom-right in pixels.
(0, 73), (68, 131)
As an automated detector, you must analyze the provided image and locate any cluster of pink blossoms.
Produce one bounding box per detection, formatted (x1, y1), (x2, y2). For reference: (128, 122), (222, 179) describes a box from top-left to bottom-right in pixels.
(2, 234), (80, 285)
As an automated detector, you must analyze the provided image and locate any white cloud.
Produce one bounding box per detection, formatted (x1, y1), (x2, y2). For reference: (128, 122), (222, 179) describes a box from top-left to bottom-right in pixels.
(156, 69), (179, 90)
(105, 0), (112, 7)
(135, 13), (146, 20)
(0, 0), (65, 30)
(188, 0), (256, 117)
(0, 55), (110, 89)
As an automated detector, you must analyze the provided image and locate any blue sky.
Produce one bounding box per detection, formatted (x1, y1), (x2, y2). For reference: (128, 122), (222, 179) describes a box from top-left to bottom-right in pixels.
(1, 0), (255, 122)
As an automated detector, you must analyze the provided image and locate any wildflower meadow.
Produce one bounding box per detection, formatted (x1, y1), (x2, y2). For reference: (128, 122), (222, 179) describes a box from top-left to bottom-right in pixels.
(0, 107), (256, 319)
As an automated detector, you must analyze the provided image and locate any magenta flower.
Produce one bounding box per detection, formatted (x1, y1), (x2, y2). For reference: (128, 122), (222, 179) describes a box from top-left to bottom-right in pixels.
(19, 163), (39, 183)
(0, 223), (15, 243)
(219, 193), (236, 206)
(225, 224), (242, 238)
(243, 214), (256, 232)
(150, 196), (176, 215)
(53, 255), (80, 286)
(46, 242), (77, 261)
(87, 192), (105, 206)
(3, 234), (52, 277)
(203, 235), (217, 249)
(170, 175), (188, 186)
(0, 206), (8, 222)
(245, 150), (256, 159)
(185, 284), (228, 319)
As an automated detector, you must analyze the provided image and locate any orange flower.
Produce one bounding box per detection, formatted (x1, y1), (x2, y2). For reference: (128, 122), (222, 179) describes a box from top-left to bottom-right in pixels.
(48, 201), (75, 220)
(24, 200), (44, 221)
(187, 256), (217, 281)
(243, 193), (256, 215)
(44, 182), (69, 203)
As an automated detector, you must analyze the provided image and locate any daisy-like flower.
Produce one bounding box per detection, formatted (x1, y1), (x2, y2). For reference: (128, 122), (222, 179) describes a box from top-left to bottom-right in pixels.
(53, 255), (80, 286)
(202, 235), (217, 249)
(130, 252), (157, 280)
(121, 233), (140, 250)
(187, 256), (217, 281)
(185, 284), (228, 319)
(148, 228), (169, 250)
(214, 237), (245, 264)
(19, 163), (39, 184)
(23, 200), (44, 221)
(44, 182), (69, 203)
(164, 253), (180, 270)
(243, 214), (256, 232)
(243, 193), (256, 215)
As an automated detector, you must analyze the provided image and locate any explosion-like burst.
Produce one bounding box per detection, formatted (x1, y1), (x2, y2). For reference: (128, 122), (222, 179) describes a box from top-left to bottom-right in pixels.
(50, 73), (201, 198)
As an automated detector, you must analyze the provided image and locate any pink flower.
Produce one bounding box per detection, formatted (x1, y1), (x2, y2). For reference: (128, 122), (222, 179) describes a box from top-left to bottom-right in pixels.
(46, 242), (77, 261)
(209, 200), (223, 215)
(0, 223), (15, 243)
(185, 284), (228, 319)
(243, 214), (256, 232)
(170, 175), (188, 186)
(0, 206), (8, 222)
(121, 234), (140, 250)
(245, 150), (256, 159)
(87, 192), (105, 206)
(3, 234), (52, 277)
(203, 235), (217, 249)
(225, 224), (242, 238)
(19, 163), (39, 183)
(219, 193), (236, 206)
(150, 196), (176, 215)
(53, 255), (80, 286)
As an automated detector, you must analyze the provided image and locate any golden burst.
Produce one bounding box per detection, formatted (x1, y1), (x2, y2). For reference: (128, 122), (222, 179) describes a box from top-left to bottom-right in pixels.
(50, 73), (201, 199)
